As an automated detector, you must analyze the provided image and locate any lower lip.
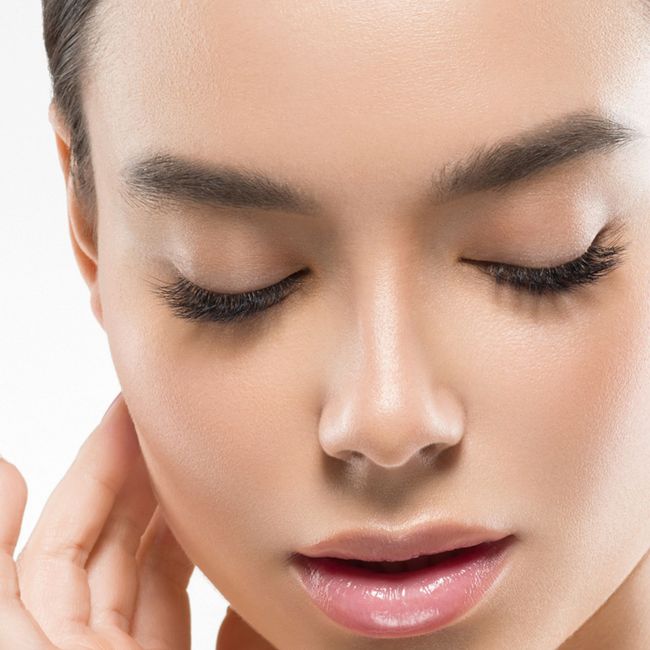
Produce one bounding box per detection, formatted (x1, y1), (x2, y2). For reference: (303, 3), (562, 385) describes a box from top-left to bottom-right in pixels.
(291, 536), (515, 638)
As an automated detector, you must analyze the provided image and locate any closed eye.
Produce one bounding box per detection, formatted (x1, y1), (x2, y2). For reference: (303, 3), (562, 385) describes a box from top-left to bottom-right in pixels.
(149, 222), (629, 324)
(149, 268), (310, 324)
(460, 221), (628, 297)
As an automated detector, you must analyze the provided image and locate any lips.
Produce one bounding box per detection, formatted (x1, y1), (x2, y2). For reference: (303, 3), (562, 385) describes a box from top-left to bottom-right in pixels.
(338, 543), (469, 574)
(293, 519), (512, 563)
(290, 533), (516, 638)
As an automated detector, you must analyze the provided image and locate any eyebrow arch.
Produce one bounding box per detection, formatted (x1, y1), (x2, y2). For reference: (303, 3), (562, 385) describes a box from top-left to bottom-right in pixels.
(432, 109), (642, 203)
(119, 109), (642, 215)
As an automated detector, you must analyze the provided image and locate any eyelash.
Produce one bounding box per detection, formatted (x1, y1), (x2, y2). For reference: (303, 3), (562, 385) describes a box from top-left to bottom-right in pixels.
(462, 223), (627, 297)
(466, 231), (625, 296)
(151, 268), (310, 325)
(152, 225), (628, 324)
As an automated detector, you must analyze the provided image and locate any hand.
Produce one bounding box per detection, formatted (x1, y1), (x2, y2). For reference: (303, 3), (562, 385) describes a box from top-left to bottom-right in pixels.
(0, 395), (195, 649)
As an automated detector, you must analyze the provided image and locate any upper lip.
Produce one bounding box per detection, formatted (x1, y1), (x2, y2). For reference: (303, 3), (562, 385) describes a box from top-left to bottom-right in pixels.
(294, 520), (514, 563)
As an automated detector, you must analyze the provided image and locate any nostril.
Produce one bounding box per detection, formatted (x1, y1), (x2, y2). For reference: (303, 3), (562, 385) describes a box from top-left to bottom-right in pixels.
(336, 449), (363, 463)
(423, 442), (449, 461)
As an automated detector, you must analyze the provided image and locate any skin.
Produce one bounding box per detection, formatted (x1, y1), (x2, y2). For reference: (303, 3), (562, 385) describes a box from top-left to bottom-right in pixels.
(0, 397), (260, 648)
(2, 0), (650, 648)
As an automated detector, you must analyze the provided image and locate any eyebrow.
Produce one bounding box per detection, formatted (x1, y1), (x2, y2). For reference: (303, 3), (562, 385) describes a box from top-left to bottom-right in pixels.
(119, 109), (642, 215)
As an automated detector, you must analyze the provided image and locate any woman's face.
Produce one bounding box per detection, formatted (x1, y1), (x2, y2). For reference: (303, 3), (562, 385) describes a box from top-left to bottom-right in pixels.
(73, 1), (650, 648)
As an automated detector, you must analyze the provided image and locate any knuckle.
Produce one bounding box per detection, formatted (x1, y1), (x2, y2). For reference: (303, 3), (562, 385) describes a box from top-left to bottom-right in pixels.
(81, 466), (123, 499)
(36, 530), (90, 566)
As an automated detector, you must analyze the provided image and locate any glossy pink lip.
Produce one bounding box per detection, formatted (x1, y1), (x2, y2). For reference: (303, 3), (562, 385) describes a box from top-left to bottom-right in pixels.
(290, 525), (516, 638)
(294, 519), (513, 562)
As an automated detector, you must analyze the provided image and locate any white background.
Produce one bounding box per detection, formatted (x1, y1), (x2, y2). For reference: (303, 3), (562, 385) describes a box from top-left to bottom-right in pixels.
(0, 3), (229, 647)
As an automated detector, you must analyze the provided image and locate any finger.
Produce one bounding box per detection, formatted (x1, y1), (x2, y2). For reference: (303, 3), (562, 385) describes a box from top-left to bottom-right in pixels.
(131, 507), (195, 650)
(16, 394), (140, 640)
(0, 458), (57, 649)
(86, 448), (157, 633)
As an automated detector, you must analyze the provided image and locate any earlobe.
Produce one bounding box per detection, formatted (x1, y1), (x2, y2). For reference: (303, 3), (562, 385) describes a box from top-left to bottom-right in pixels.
(49, 100), (104, 330)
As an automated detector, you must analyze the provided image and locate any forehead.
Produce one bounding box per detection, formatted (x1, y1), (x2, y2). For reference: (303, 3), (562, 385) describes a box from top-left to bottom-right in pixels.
(85, 1), (649, 206)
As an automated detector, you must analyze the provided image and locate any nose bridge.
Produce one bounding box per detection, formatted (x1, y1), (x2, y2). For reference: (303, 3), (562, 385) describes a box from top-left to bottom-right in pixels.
(318, 255), (465, 469)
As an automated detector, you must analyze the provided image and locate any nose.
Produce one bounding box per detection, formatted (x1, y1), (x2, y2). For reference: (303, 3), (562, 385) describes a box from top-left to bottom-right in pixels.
(318, 265), (466, 470)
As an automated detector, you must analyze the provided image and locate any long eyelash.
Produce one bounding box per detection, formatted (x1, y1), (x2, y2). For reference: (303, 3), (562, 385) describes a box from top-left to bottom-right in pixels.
(467, 222), (629, 297)
(151, 268), (309, 324)
(152, 224), (629, 323)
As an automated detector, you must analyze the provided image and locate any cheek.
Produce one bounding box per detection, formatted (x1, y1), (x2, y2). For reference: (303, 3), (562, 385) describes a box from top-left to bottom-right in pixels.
(98, 221), (650, 631)
(466, 280), (650, 549)
(101, 284), (321, 570)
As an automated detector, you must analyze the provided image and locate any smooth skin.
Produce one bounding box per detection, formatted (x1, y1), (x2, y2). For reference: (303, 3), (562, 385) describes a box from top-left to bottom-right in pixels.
(4, 0), (650, 648)
(0, 396), (195, 648)
(0, 396), (271, 648)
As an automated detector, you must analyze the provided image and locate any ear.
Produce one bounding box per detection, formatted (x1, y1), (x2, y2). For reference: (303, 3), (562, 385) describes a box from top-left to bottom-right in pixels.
(48, 100), (104, 329)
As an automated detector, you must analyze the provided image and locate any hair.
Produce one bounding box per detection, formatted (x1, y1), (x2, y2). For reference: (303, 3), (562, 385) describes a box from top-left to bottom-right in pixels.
(42, 0), (103, 241)
(42, 0), (650, 243)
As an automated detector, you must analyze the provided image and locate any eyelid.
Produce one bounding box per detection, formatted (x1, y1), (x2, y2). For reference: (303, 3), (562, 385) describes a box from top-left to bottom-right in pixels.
(149, 267), (309, 323)
(462, 219), (628, 272)
(464, 242), (597, 273)
(462, 221), (629, 296)
(193, 267), (309, 297)
(151, 220), (630, 323)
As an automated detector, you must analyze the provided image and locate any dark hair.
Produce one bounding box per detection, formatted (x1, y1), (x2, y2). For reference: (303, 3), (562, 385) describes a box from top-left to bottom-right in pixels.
(42, 0), (650, 243)
(42, 0), (102, 240)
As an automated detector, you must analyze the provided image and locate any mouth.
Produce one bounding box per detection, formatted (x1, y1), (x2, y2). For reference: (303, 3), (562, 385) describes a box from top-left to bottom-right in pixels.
(290, 533), (516, 638)
(333, 543), (471, 574)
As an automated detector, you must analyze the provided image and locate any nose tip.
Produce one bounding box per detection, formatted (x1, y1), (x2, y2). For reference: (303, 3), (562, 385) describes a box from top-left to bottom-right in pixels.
(318, 385), (465, 470)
